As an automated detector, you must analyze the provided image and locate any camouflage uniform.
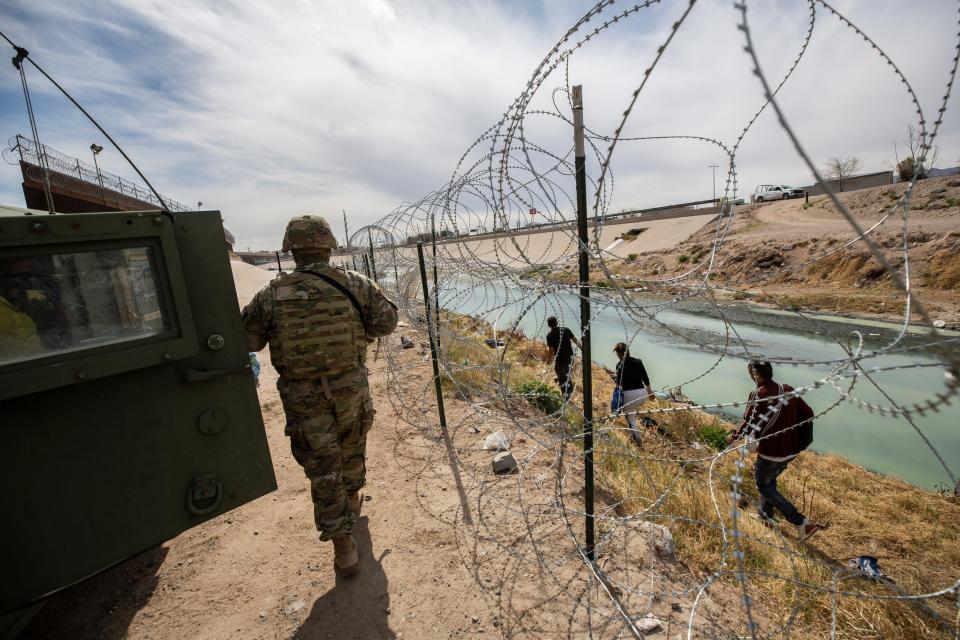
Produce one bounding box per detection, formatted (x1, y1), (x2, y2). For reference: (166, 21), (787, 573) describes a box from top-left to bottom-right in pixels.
(241, 216), (398, 541)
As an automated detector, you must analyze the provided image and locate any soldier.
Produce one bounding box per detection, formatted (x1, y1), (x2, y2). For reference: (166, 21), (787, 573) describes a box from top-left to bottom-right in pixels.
(241, 215), (398, 576)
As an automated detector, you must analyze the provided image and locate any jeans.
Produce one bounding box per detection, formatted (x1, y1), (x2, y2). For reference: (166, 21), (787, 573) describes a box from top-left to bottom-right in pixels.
(555, 360), (574, 399)
(754, 457), (804, 526)
(620, 387), (649, 446)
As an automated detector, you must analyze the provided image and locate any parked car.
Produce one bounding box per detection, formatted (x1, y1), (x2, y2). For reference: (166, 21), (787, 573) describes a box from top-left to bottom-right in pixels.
(780, 185), (806, 199)
(751, 185), (785, 202)
(751, 184), (805, 202)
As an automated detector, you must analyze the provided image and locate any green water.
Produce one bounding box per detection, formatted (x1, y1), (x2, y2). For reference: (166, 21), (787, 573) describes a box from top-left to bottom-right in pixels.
(438, 278), (959, 490)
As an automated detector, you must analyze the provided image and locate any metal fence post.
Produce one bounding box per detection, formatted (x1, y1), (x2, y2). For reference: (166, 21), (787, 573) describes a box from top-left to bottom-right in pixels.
(368, 229), (378, 283)
(430, 221), (441, 348)
(572, 84), (595, 562)
(391, 242), (401, 297)
(417, 242), (447, 432)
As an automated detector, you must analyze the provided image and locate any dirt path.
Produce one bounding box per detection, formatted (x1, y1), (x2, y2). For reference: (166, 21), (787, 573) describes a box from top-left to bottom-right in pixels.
(21, 261), (750, 640)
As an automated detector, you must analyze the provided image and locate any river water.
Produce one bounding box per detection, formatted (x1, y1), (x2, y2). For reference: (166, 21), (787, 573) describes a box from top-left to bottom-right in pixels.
(435, 276), (959, 490)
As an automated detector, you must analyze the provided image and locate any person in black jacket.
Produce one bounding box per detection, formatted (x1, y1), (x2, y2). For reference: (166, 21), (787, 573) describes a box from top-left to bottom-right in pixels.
(613, 342), (654, 446)
(546, 316), (579, 399)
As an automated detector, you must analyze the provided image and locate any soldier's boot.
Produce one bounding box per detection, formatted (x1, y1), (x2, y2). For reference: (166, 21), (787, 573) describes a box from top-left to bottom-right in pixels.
(348, 491), (363, 516)
(332, 534), (359, 577)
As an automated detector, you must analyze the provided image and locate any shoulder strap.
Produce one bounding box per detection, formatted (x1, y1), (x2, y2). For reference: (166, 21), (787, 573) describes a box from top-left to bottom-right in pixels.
(298, 269), (369, 332)
(763, 384), (785, 434)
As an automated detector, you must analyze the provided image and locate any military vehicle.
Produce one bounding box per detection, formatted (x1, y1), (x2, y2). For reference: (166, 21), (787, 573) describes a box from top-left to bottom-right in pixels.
(0, 204), (277, 636)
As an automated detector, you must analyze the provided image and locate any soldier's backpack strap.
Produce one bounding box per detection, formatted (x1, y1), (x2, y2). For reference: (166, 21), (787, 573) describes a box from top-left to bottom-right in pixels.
(298, 269), (369, 333)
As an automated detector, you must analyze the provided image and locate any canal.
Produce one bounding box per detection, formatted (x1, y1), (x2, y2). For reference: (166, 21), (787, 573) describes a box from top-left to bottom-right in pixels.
(436, 275), (959, 490)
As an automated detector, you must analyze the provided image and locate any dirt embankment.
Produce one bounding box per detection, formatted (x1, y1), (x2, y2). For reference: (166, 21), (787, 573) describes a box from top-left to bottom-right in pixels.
(607, 176), (960, 325)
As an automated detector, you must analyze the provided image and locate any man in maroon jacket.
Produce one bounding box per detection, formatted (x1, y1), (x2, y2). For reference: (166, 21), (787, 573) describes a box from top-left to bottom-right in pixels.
(730, 361), (826, 541)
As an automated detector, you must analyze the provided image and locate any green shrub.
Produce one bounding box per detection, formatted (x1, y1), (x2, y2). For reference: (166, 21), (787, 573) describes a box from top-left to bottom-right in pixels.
(677, 254), (690, 264)
(514, 379), (563, 414)
(626, 253), (638, 262)
(780, 295), (805, 311)
(697, 423), (729, 452)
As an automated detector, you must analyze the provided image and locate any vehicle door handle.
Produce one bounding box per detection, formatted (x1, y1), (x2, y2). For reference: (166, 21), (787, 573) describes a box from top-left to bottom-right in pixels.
(182, 364), (251, 383)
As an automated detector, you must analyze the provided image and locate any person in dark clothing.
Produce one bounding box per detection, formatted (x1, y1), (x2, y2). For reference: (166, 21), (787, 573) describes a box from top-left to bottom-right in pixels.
(612, 342), (655, 445)
(546, 316), (579, 399)
(729, 360), (825, 541)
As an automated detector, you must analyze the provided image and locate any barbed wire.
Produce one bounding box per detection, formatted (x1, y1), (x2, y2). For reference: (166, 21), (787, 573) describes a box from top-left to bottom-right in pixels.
(346, 1), (959, 637)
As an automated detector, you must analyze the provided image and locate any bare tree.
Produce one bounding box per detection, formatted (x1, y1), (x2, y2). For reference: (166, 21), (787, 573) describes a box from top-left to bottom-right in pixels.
(822, 156), (863, 192)
(893, 125), (939, 181)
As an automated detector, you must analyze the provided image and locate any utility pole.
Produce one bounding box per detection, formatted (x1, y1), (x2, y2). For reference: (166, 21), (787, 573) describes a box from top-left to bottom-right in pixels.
(709, 164), (719, 201)
(572, 85), (595, 563)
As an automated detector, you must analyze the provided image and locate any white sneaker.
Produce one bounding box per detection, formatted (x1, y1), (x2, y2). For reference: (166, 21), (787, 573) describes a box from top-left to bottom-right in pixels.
(797, 519), (826, 541)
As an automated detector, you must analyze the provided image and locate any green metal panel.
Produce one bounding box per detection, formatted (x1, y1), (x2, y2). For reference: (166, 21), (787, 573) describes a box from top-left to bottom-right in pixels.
(0, 209), (276, 615)
(0, 211), (197, 399)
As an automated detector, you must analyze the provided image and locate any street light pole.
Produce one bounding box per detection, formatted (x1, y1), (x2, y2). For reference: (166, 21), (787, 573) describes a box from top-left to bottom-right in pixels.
(90, 143), (106, 204)
(708, 164), (719, 201)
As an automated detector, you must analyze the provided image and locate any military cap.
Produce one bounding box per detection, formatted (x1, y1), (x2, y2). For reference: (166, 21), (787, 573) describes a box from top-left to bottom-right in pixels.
(282, 215), (339, 252)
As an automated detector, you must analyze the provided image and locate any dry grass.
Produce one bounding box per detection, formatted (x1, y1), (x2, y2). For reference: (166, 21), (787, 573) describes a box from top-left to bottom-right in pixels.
(596, 427), (960, 637)
(806, 251), (890, 287)
(438, 313), (554, 403)
(924, 238), (960, 291)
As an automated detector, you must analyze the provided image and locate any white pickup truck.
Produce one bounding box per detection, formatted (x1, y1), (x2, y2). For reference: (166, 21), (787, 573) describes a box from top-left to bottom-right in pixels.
(751, 184), (806, 202)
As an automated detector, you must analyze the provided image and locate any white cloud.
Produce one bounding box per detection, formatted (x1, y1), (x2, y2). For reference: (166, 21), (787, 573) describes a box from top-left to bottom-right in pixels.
(0, 0), (957, 249)
(362, 0), (396, 21)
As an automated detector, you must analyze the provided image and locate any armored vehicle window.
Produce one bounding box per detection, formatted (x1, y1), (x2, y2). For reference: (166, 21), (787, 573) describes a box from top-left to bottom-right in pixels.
(0, 246), (170, 365)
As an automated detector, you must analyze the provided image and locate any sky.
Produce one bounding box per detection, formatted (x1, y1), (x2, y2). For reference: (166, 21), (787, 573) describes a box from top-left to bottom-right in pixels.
(1, 0), (958, 250)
